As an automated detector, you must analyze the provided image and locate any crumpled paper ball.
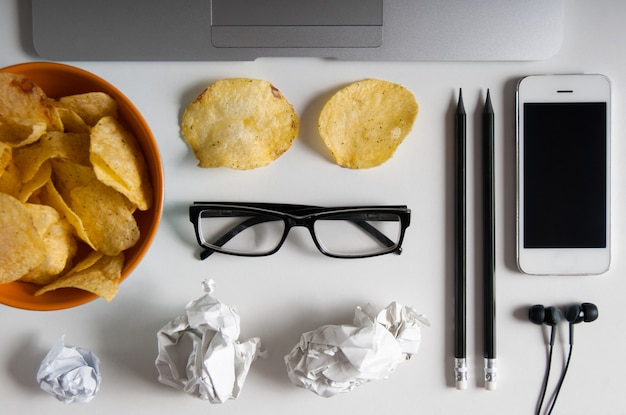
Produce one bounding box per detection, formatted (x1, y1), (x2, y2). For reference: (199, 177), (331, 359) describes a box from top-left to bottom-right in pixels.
(36, 337), (101, 403)
(285, 302), (429, 397)
(155, 279), (263, 403)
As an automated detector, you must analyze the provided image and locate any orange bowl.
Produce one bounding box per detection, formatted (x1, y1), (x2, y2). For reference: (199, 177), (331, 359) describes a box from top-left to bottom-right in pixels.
(0, 62), (163, 311)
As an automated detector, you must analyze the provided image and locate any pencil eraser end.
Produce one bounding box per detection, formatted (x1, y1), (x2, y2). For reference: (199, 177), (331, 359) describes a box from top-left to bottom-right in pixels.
(454, 358), (467, 390)
(484, 358), (496, 391)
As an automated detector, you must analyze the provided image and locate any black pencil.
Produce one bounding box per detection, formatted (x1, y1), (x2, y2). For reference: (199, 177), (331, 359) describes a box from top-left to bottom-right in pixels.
(454, 89), (467, 390)
(482, 89), (496, 390)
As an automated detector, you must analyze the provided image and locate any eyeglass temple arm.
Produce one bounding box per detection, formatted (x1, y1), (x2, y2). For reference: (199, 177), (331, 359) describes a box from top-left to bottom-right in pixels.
(351, 220), (400, 253)
(200, 215), (269, 260)
(199, 215), (399, 260)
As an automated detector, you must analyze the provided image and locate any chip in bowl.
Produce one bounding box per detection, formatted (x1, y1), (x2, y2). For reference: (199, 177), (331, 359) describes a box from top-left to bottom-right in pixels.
(0, 72), (62, 131)
(0, 117), (48, 148)
(181, 78), (299, 170)
(13, 131), (90, 182)
(0, 193), (46, 283)
(90, 116), (152, 211)
(20, 203), (77, 285)
(318, 79), (418, 169)
(35, 251), (124, 302)
(54, 92), (118, 127)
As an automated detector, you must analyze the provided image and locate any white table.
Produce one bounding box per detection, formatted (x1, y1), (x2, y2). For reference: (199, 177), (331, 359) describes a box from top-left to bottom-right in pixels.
(1, 1), (624, 413)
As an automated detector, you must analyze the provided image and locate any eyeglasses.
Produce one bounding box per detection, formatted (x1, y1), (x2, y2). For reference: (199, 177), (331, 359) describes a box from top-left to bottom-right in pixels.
(189, 202), (411, 259)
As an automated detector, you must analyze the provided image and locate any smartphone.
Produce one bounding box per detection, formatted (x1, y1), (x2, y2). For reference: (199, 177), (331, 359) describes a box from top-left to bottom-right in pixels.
(516, 74), (611, 275)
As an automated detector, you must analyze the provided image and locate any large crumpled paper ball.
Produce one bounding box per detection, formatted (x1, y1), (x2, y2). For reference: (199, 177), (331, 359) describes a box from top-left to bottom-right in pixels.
(155, 279), (263, 403)
(285, 302), (429, 397)
(36, 337), (101, 403)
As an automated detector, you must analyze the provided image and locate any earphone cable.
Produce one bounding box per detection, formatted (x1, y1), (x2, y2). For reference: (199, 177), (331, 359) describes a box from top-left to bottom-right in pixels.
(536, 327), (557, 415)
(546, 343), (574, 415)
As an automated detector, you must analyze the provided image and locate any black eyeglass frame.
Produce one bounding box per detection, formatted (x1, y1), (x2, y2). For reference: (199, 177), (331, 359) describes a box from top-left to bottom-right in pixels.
(189, 202), (411, 259)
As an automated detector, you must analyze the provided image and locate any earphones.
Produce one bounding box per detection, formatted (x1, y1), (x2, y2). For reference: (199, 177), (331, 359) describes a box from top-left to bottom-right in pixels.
(529, 305), (563, 414)
(528, 303), (598, 415)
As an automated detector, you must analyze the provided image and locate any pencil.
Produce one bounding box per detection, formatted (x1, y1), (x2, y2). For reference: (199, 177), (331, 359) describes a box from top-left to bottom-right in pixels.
(482, 89), (496, 391)
(454, 89), (467, 390)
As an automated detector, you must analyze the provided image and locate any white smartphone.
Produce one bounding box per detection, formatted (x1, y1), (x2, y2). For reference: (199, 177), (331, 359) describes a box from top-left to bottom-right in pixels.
(516, 74), (611, 275)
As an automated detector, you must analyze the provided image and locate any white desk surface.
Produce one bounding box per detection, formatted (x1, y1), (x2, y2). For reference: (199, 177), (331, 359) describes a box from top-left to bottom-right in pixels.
(1, 1), (624, 414)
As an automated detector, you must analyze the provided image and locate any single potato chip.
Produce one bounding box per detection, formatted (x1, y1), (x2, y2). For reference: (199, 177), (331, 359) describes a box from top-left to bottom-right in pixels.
(18, 159), (51, 202)
(54, 92), (118, 127)
(67, 251), (104, 274)
(35, 252), (124, 302)
(0, 161), (22, 200)
(0, 116), (47, 148)
(50, 158), (95, 194)
(13, 131), (90, 182)
(55, 107), (90, 133)
(0, 193), (46, 283)
(181, 78), (299, 169)
(70, 181), (140, 256)
(318, 79), (418, 169)
(39, 179), (96, 250)
(49, 159), (138, 255)
(90, 116), (152, 211)
(0, 73), (62, 131)
(20, 203), (77, 285)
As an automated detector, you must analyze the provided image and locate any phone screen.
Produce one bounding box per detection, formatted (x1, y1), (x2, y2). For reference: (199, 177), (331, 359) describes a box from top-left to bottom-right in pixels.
(523, 102), (607, 249)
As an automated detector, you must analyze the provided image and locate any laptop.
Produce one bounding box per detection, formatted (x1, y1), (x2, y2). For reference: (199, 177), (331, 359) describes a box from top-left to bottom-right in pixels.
(32, 0), (564, 61)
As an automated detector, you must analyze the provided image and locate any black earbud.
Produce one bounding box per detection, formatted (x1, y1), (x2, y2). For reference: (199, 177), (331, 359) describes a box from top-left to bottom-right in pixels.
(564, 302), (599, 324)
(563, 302), (599, 345)
(529, 305), (563, 345)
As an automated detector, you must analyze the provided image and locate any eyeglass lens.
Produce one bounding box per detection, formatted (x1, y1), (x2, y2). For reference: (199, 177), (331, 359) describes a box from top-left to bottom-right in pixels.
(198, 211), (286, 255)
(313, 213), (401, 256)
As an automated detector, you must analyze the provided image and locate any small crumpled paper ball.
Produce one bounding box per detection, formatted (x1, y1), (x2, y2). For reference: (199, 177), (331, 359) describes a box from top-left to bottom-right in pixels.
(155, 279), (263, 403)
(285, 302), (429, 397)
(36, 337), (101, 404)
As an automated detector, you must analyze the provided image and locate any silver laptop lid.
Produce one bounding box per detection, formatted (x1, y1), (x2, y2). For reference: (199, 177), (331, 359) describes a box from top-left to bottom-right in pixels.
(32, 0), (564, 61)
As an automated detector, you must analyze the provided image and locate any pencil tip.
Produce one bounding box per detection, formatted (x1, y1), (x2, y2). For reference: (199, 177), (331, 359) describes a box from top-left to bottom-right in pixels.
(484, 89), (493, 113)
(457, 89), (466, 113)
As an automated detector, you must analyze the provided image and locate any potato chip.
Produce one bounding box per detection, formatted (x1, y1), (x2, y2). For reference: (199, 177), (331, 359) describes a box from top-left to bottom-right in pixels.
(70, 180), (140, 256)
(54, 92), (118, 127)
(48, 159), (138, 255)
(50, 157), (94, 193)
(0, 193), (46, 283)
(318, 79), (418, 169)
(181, 78), (299, 169)
(90, 116), (153, 210)
(0, 160), (21, 198)
(19, 203), (77, 285)
(18, 159), (51, 202)
(0, 73), (62, 131)
(55, 107), (90, 133)
(67, 251), (104, 274)
(35, 252), (124, 302)
(13, 131), (90, 182)
(39, 179), (96, 250)
(0, 116), (47, 147)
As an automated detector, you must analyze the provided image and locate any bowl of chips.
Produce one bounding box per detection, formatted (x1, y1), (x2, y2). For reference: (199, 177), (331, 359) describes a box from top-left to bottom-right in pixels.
(0, 62), (163, 310)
